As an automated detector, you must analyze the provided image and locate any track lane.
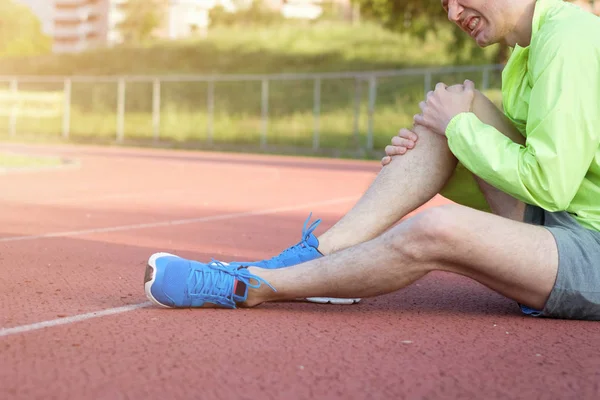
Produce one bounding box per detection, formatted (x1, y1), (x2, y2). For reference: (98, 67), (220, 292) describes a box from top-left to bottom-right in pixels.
(1, 144), (598, 400)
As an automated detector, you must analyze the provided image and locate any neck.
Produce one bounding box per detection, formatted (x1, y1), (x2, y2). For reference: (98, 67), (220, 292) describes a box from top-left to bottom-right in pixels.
(506, 0), (537, 47)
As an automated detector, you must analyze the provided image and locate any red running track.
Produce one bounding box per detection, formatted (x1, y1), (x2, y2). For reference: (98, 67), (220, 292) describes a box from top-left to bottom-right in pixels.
(0, 143), (598, 400)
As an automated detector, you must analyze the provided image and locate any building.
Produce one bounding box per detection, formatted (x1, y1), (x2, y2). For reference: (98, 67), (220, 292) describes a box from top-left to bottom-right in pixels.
(14, 0), (114, 53)
(266, 0), (353, 21)
(54, 0), (110, 53)
(15, 0), (111, 53)
(16, 0), (354, 53)
(14, 0), (220, 53)
(109, 0), (230, 45)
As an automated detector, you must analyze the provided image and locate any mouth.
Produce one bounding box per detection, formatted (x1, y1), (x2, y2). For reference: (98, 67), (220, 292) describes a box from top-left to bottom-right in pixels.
(463, 16), (482, 38)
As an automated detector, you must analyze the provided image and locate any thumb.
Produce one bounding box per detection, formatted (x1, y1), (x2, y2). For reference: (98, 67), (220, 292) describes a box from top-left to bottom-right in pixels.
(463, 79), (475, 92)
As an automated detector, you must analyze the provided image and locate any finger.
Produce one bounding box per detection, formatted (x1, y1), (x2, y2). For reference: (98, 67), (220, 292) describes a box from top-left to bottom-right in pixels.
(463, 79), (475, 91)
(413, 114), (425, 126)
(435, 82), (447, 91)
(391, 136), (415, 149)
(426, 91), (434, 101)
(381, 156), (390, 166)
(419, 101), (427, 113)
(398, 128), (418, 141)
(385, 145), (407, 156)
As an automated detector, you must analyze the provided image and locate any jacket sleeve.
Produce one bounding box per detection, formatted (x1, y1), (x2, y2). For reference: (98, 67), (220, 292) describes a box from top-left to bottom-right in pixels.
(445, 39), (600, 211)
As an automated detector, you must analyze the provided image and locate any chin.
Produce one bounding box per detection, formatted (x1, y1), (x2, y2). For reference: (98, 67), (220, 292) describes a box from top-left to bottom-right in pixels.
(474, 33), (496, 48)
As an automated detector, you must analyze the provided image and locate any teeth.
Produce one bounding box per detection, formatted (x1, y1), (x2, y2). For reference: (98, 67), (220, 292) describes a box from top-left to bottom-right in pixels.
(469, 18), (480, 31)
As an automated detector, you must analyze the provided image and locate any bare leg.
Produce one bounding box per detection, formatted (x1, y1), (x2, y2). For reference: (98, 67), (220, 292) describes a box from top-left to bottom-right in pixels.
(245, 204), (558, 311)
(469, 92), (527, 221)
(239, 89), (559, 311)
(317, 123), (456, 255)
(317, 89), (527, 255)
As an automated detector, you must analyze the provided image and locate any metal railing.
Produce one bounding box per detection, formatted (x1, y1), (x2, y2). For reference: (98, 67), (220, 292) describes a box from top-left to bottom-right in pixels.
(0, 64), (504, 152)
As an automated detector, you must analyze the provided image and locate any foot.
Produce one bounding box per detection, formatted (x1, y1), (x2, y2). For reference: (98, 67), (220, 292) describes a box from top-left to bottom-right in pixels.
(144, 252), (274, 308)
(224, 214), (360, 305)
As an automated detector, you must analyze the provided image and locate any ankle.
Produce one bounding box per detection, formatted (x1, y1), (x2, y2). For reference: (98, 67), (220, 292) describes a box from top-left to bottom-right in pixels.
(316, 235), (334, 256)
(240, 267), (276, 307)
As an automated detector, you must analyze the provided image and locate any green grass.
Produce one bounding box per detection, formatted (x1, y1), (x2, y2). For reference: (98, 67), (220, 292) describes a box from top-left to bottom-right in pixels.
(0, 152), (63, 169)
(0, 87), (502, 159)
(0, 22), (502, 158)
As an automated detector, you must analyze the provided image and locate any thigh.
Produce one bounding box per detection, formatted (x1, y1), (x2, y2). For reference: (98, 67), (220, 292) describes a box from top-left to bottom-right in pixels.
(414, 204), (558, 311)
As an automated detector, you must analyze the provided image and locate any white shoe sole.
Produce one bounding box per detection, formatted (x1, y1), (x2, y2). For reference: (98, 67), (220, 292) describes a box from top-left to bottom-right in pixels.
(305, 297), (361, 305)
(144, 252), (178, 308)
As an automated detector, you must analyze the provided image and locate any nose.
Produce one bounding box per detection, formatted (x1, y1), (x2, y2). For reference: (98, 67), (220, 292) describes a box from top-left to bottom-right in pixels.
(447, 4), (463, 22)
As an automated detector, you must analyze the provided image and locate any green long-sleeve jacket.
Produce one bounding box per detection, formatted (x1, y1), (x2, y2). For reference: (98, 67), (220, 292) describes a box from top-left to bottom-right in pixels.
(443, 0), (600, 231)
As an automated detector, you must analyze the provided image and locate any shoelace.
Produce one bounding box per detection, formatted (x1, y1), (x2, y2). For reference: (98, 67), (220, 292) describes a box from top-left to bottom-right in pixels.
(187, 260), (275, 307)
(260, 213), (321, 268)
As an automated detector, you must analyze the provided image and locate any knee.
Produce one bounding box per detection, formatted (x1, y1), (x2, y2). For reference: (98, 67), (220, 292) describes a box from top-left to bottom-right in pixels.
(384, 205), (461, 262)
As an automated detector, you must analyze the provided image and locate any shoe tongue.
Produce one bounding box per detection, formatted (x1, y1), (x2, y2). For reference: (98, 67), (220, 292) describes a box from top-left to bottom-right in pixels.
(305, 232), (319, 249)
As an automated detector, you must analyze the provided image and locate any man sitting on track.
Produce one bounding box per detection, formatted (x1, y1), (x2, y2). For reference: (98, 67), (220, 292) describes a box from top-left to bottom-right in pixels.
(144, 0), (600, 320)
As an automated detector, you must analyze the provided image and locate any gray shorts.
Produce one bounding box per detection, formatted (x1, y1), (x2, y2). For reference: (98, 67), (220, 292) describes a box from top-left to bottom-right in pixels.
(520, 205), (600, 320)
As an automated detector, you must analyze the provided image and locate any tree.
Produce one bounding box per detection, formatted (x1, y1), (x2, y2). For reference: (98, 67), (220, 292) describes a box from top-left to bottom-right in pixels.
(118, 0), (164, 45)
(0, 1), (51, 57)
(353, 0), (506, 63)
(353, 0), (446, 34)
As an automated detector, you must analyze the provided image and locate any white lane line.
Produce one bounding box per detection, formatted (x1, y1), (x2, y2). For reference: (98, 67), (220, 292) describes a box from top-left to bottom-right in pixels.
(0, 188), (194, 205)
(0, 196), (358, 243)
(0, 302), (153, 338)
(0, 196), (359, 337)
(0, 160), (80, 176)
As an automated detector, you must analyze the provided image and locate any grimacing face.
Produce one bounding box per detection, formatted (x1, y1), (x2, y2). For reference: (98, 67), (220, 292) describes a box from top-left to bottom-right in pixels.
(441, 0), (512, 47)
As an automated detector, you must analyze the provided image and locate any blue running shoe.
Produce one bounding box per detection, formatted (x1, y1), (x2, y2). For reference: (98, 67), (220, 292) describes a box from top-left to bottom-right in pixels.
(144, 252), (275, 309)
(229, 213), (323, 269)
(227, 214), (360, 305)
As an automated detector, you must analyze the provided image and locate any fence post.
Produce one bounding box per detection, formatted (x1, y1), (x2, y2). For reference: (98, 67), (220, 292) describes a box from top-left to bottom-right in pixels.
(352, 77), (362, 148)
(116, 78), (125, 143)
(9, 79), (18, 137)
(482, 67), (490, 91)
(424, 71), (432, 98)
(366, 76), (377, 151)
(207, 80), (214, 145)
(62, 79), (71, 139)
(260, 78), (269, 149)
(152, 79), (161, 142)
(312, 78), (321, 151)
